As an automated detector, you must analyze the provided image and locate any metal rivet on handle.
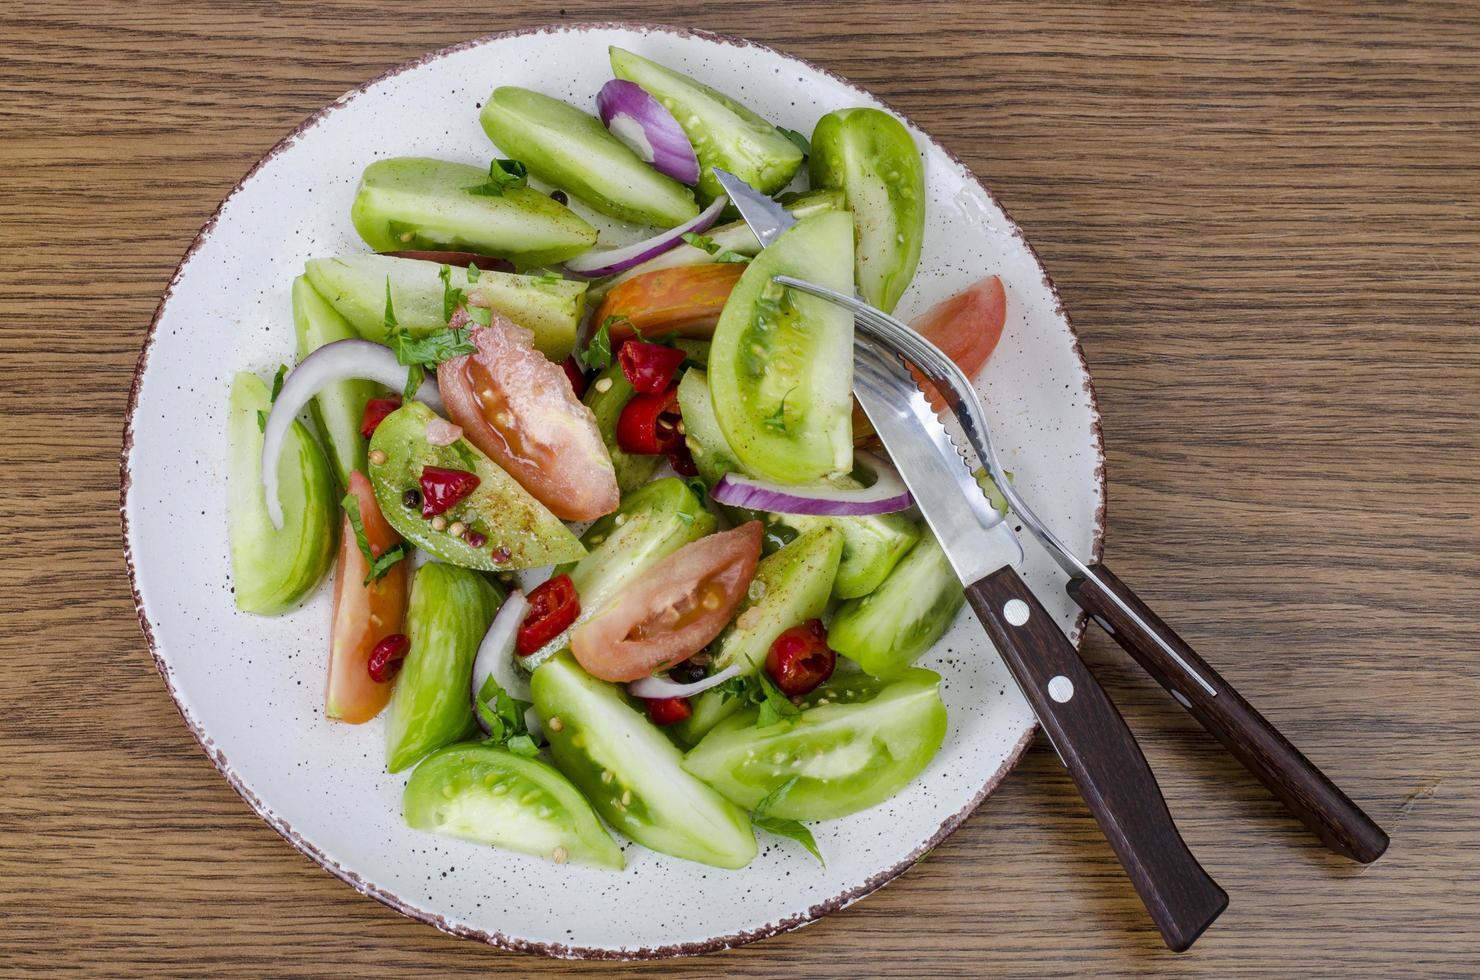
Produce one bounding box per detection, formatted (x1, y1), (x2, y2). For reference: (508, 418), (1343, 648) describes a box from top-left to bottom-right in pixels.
(1003, 599), (1030, 626)
(1048, 675), (1074, 703)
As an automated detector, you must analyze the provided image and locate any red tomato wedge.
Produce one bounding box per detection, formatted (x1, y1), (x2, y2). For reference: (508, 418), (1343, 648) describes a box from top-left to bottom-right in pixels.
(326, 471), (409, 724)
(570, 522), (764, 683)
(438, 313), (619, 521)
(853, 275), (1008, 439)
(591, 264), (745, 344)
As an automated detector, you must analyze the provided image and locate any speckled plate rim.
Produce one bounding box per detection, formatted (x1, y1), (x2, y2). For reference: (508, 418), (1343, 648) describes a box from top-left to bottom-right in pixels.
(119, 22), (1106, 960)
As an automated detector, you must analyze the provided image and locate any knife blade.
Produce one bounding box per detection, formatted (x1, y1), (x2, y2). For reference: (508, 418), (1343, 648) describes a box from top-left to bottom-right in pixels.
(851, 340), (1227, 952)
(712, 167), (795, 247)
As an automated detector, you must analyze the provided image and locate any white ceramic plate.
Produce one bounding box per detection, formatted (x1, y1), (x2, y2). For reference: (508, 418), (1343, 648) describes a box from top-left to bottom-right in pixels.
(121, 23), (1104, 958)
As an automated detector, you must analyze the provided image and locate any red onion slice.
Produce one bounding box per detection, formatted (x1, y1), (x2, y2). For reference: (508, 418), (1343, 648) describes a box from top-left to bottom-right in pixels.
(563, 195), (727, 278)
(710, 451), (914, 517)
(627, 662), (743, 700)
(261, 339), (442, 528)
(597, 79), (701, 185)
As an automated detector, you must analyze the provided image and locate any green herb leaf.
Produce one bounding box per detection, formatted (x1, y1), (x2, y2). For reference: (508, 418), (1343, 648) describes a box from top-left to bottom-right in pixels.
(383, 277), (398, 334)
(682, 232), (721, 255)
(577, 315), (622, 372)
(751, 777), (823, 864)
(467, 262), (482, 283)
(439, 264), (466, 324)
(504, 733), (540, 757)
(402, 362), (424, 402)
(393, 328), (478, 368)
(340, 492), (410, 585)
(778, 127), (811, 157)
(475, 673), (538, 751)
(754, 816), (823, 864)
(466, 305), (492, 327)
(256, 409), (267, 433)
(269, 364), (288, 403)
(755, 671), (801, 728)
(712, 250), (751, 265)
(466, 158), (529, 197)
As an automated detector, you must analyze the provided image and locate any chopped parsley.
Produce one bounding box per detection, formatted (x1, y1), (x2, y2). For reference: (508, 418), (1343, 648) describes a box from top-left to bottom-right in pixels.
(340, 492), (411, 585)
(269, 363), (288, 403)
(465, 158), (529, 197)
(681, 231), (750, 265)
(751, 777), (823, 864)
(255, 409), (267, 433)
(475, 674), (540, 756)
(778, 127), (811, 158)
(382, 275), (476, 400)
(438, 264), (466, 323)
(576, 315), (623, 372)
(716, 672), (800, 729)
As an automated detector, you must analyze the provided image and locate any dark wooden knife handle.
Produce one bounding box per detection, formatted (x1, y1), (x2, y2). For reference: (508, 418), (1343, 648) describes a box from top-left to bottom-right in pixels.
(1067, 562), (1389, 864)
(967, 566), (1227, 952)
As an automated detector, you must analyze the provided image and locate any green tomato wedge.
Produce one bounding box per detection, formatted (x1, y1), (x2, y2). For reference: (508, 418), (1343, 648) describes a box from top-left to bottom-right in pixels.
(609, 46), (804, 204)
(368, 402), (585, 571)
(583, 362), (660, 494)
(304, 253), (585, 360)
(782, 503), (918, 600)
(226, 372), (336, 615)
(673, 527), (844, 746)
(522, 478), (715, 671)
(350, 157), (597, 268)
(531, 652), (757, 868)
(679, 367), (914, 597)
(683, 668), (948, 820)
(386, 563), (503, 772)
(404, 741), (623, 869)
(480, 86), (698, 228)
(291, 275), (383, 489)
(828, 533), (965, 677)
(809, 108), (927, 314)
(709, 210), (855, 483)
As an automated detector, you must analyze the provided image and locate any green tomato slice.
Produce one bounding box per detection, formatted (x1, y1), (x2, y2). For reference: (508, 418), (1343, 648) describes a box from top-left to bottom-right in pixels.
(809, 107), (926, 314)
(292, 275), (382, 490)
(368, 402), (585, 571)
(404, 741), (624, 869)
(682, 668), (948, 820)
(531, 652), (757, 869)
(385, 563), (503, 773)
(350, 156), (597, 268)
(709, 210), (855, 484)
(225, 372), (337, 615)
(828, 532), (965, 678)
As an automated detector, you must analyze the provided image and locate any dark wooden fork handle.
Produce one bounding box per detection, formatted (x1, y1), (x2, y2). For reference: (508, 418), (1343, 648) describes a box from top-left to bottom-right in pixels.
(967, 566), (1227, 952)
(1067, 562), (1389, 864)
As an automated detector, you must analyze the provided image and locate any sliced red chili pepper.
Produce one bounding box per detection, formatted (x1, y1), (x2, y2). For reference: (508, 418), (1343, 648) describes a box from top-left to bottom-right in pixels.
(765, 619), (836, 697)
(618, 341), (688, 395)
(419, 465), (480, 517)
(360, 396), (403, 438)
(517, 573), (581, 655)
(367, 633), (410, 683)
(645, 696), (692, 726)
(561, 355), (589, 399)
(616, 387), (684, 456)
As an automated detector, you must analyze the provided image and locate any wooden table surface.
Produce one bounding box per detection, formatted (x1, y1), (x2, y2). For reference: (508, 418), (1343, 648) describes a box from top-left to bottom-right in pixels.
(4, 1), (1477, 975)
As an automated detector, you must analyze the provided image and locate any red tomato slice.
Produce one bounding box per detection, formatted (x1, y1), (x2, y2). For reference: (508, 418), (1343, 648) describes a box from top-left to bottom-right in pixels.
(570, 522), (764, 682)
(326, 471), (409, 724)
(853, 275), (1008, 439)
(438, 313), (619, 521)
(591, 264), (745, 344)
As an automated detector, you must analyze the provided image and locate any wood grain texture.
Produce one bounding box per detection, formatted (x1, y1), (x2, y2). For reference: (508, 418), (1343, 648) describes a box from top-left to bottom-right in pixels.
(1067, 562), (1391, 863)
(2, 1), (1477, 975)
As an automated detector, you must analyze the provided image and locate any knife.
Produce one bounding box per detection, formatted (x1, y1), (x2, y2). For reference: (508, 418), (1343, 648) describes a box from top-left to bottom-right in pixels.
(851, 339), (1228, 951)
(718, 165), (1388, 869)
